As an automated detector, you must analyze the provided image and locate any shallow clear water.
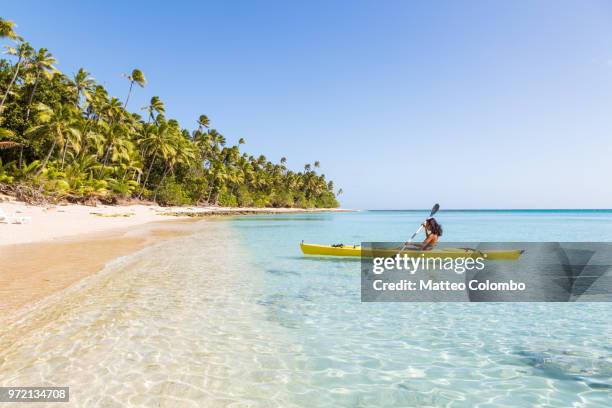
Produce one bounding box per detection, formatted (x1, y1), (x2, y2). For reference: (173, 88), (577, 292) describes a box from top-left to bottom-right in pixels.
(230, 210), (612, 406)
(1, 211), (612, 407)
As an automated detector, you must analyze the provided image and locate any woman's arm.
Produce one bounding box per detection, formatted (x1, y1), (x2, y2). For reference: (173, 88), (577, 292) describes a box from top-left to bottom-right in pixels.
(405, 235), (436, 250)
(403, 223), (428, 248)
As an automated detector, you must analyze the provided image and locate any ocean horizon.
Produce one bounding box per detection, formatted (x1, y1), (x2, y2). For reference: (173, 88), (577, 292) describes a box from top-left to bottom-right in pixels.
(368, 209), (612, 212)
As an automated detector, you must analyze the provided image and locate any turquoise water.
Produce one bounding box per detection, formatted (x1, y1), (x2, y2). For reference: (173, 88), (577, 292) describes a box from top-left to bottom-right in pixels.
(1, 210), (612, 407)
(229, 210), (612, 406)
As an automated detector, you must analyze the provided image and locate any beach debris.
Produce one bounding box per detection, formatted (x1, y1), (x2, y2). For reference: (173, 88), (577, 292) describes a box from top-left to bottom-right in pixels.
(90, 212), (135, 218)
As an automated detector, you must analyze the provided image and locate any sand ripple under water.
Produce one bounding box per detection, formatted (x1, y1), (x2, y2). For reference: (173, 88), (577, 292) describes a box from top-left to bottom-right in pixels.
(0, 222), (298, 407)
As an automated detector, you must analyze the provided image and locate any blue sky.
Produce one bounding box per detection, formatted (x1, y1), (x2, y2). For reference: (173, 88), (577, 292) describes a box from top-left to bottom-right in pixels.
(3, 1), (612, 209)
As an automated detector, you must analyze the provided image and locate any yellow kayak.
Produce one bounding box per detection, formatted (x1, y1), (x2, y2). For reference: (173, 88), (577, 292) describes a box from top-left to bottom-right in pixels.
(300, 242), (523, 260)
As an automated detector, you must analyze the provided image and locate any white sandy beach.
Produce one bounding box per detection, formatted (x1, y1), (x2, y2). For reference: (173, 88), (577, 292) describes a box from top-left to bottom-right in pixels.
(0, 197), (350, 246)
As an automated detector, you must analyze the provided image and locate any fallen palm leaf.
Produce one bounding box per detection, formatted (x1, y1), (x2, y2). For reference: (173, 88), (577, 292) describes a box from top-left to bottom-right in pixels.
(0, 141), (20, 150)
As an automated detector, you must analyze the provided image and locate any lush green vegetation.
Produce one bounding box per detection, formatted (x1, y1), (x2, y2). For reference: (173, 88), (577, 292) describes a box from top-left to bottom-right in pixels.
(0, 18), (340, 207)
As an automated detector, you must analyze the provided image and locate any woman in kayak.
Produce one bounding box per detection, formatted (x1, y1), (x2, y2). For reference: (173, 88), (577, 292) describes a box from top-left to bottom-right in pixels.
(406, 217), (443, 250)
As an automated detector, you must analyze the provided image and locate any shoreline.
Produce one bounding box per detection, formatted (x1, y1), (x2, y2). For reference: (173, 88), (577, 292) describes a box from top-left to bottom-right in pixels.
(0, 198), (351, 317)
(0, 197), (353, 247)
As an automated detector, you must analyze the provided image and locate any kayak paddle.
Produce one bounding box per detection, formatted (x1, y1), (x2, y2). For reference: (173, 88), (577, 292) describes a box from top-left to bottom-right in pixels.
(399, 203), (440, 250)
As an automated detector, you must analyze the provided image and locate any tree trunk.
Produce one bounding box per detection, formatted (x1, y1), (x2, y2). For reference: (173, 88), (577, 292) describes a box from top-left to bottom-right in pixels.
(205, 173), (216, 204)
(60, 140), (70, 170)
(153, 164), (171, 202)
(76, 118), (91, 162)
(124, 80), (134, 108)
(24, 72), (41, 123)
(102, 142), (113, 167)
(36, 137), (57, 176)
(139, 148), (158, 198)
(0, 56), (22, 111)
(18, 145), (24, 169)
(98, 141), (113, 177)
(206, 184), (214, 204)
(20, 71), (41, 169)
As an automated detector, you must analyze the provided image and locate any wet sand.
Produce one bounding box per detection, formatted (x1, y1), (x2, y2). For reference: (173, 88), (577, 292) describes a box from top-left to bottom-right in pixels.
(0, 219), (201, 317)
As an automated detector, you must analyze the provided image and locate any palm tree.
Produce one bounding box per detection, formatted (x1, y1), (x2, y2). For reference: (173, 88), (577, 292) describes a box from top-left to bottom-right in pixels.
(209, 129), (225, 147)
(84, 85), (108, 121)
(280, 157), (287, 165)
(123, 68), (146, 108)
(25, 103), (81, 175)
(21, 48), (59, 165)
(138, 119), (176, 197)
(100, 122), (129, 170)
(60, 119), (83, 169)
(72, 68), (95, 106)
(197, 114), (210, 130)
(314, 160), (320, 168)
(102, 97), (124, 125)
(227, 166), (245, 195)
(238, 137), (245, 145)
(143, 96), (164, 123)
(24, 48), (58, 123)
(0, 41), (33, 113)
(0, 18), (17, 39)
(153, 135), (195, 201)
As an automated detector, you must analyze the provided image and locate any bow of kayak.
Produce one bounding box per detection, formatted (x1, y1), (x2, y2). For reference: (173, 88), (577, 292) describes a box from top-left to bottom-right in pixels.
(300, 242), (523, 260)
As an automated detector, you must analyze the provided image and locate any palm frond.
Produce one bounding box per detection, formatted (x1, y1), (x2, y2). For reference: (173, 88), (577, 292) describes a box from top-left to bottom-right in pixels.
(0, 128), (15, 138)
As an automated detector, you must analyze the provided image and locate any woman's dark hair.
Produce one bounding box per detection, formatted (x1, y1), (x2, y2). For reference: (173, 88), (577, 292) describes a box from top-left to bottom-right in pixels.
(427, 218), (443, 236)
